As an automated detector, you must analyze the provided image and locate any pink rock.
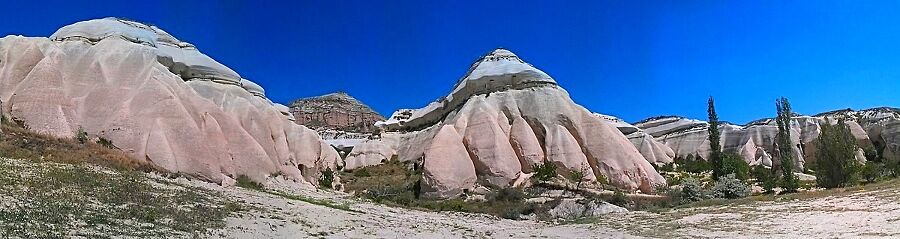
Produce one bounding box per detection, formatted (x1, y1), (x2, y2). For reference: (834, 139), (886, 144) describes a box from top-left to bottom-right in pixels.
(459, 98), (521, 187)
(0, 19), (339, 188)
(509, 115), (545, 173)
(420, 125), (477, 199)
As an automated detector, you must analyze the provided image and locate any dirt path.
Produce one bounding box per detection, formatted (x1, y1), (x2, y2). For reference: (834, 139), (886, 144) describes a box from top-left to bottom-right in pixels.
(197, 179), (900, 239)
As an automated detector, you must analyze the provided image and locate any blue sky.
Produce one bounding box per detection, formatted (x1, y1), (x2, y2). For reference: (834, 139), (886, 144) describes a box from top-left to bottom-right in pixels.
(2, 1), (899, 124)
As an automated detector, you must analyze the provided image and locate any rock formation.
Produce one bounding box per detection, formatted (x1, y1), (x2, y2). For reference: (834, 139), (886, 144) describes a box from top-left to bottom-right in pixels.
(595, 113), (675, 165)
(0, 17), (339, 187)
(634, 108), (900, 169)
(352, 49), (666, 198)
(291, 92), (385, 134)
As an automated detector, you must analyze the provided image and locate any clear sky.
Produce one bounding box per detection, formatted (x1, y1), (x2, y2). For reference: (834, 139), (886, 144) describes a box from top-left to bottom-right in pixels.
(2, 1), (899, 124)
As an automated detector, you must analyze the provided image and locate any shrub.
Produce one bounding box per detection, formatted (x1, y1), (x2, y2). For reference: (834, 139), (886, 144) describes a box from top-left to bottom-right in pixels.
(76, 126), (88, 144)
(490, 187), (526, 202)
(318, 167), (335, 189)
(568, 165), (589, 191)
(656, 162), (675, 172)
(608, 190), (629, 207)
(675, 154), (711, 174)
(752, 165), (776, 194)
(97, 137), (115, 149)
(720, 152), (751, 181)
(235, 175), (264, 191)
(861, 161), (884, 183)
(680, 177), (705, 203)
(532, 162), (558, 183)
(815, 120), (861, 188)
(655, 184), (683, 208)
(709, 174), (750, 199)
(888, 159), (900, 178)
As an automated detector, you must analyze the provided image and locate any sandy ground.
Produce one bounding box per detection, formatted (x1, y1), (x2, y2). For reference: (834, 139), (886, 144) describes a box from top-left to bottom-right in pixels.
(196, 180), (632, 239)
(192, 179), (900, 239)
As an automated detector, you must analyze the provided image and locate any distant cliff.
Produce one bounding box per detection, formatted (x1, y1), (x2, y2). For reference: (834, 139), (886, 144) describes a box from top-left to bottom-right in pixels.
(290, 92), (385, 134)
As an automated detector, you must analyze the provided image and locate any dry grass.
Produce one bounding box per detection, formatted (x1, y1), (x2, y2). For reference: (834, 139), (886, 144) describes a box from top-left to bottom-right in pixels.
(0, 119), (244, 237)
(0, 121), (151, 171)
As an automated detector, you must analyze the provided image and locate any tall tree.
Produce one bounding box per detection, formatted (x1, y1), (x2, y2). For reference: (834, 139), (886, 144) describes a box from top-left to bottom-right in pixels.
(815, 119), (861, 188)
(707, 97), (723, 179)
(775, 97), (799, 192)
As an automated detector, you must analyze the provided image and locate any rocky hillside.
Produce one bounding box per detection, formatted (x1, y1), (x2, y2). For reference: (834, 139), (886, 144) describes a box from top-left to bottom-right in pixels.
(634, 107), (900, 169)
(346, 49), (665, 198)
(0, 18), (339, 187)
(290, 92), (385, 134)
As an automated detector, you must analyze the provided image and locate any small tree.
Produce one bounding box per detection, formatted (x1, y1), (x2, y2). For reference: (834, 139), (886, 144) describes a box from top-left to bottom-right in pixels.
(775, 97), (799, 192)
(815, 120), (861, 188)
(707, 97), (724, 180)
(568, 163), (589, 191)
(752, 165), (776, 194)
(720, 152), (751, 182)
(532, 161), (558, 183)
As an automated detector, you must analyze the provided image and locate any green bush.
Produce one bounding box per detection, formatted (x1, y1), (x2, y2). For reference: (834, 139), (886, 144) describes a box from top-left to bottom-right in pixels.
(675, 154), (711, 174)
(680, 177), (705, 203)
(97, 137), (115, 149)
(318, 167), (335, 189)
(532, 162), (558, 183)
(752, 165), (776, 194)
(709, 174), (751, 199)
(720, 152), (751, 181)
(235, 175), (264, 191)
(608, 190), (629, 207)
(490, 187), (526, 202)
(76, 126), (88, 144)
(861, 161), (884, 183)
(887, 159), (900, 178)
(815, 120), (861, 188)
(655, 162), (676, 172)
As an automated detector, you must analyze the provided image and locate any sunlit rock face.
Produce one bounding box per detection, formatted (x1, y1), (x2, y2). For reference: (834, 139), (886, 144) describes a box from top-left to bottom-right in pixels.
(358, 49), (665, 198)
(0, 17), (338, 187)
(595, 113), (675, 166)
(290, 92), (385, 134)
(815, 108), (900, 162)
(635, 108), (897, 169)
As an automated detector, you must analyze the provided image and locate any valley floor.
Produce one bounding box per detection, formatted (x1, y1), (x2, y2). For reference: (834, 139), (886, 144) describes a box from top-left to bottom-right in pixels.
(1, 154), (897, 238)
(205, 178), (900, 238)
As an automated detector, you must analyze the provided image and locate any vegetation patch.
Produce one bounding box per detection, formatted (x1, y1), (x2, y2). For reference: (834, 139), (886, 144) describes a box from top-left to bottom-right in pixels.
(341, 161), (543, 219)
(234, 174), (359, 213)
(0, 119), (244, 237)
(0, 158), (244, 238)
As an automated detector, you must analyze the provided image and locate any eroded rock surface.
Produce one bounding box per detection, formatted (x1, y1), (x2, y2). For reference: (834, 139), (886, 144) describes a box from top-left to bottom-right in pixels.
(362, 49), (665, 198)
(0, 18), (338, 186)
(636, 108), (900, 168)
(291, 92), (384, 134)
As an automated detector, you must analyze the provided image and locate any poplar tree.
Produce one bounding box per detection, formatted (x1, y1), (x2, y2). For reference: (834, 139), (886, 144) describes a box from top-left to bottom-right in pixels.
(775, 97), (799, 192)
(707, 97), (723, 180)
